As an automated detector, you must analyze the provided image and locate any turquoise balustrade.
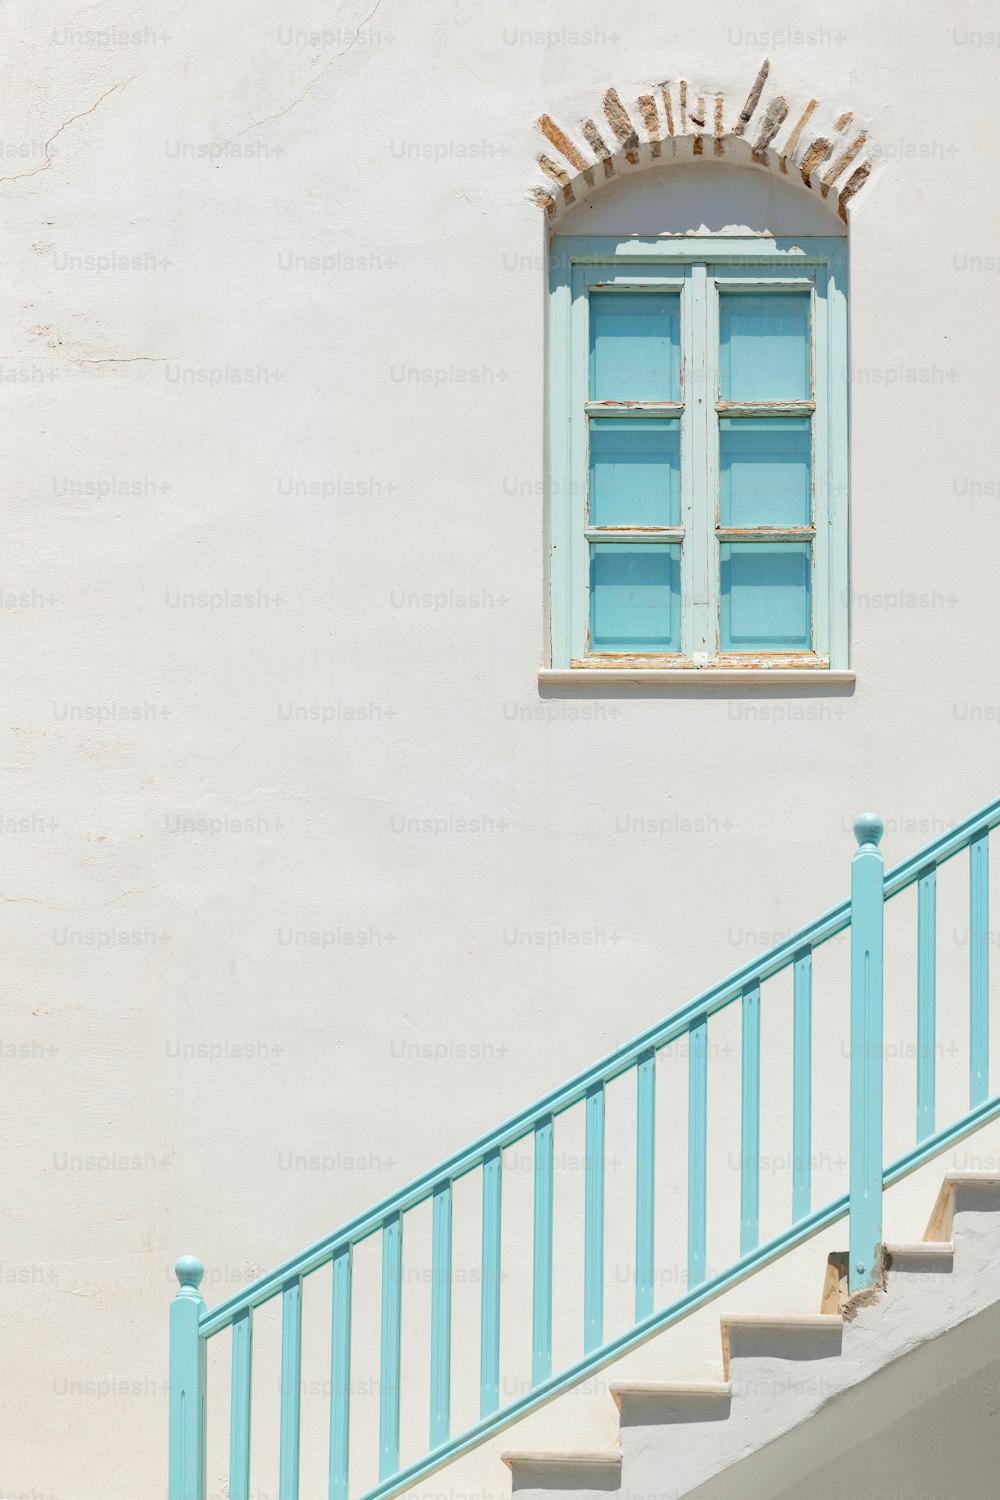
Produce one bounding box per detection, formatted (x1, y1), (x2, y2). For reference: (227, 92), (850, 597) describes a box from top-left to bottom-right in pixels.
(170, 799), (1000, 1500)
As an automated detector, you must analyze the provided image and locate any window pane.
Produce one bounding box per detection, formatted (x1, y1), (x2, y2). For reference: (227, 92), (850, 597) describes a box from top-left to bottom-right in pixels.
(590, 544), (680, 652)
(590, 419), (681, 527)
(719, 417), (811, 527)
(719, 293), (811, 401)
(589, 292), (680, 402)
(719, 542), (811, 651)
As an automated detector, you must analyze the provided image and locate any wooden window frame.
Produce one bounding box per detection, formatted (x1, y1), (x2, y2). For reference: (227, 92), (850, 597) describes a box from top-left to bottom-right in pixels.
(547, 236), (850, 672)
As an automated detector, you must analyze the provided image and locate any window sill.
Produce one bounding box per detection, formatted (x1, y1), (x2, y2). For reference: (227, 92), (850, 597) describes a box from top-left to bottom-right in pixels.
(539, 668), (856, 687)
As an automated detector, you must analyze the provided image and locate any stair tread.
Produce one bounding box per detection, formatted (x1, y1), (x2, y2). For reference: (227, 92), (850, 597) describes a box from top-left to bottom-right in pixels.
(886, 1240), (954, 1256)
(925, 1172), (1000, 1240)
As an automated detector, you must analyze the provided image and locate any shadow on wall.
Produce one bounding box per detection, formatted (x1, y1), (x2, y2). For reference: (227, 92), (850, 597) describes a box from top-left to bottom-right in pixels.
(554, 156), (847, 238)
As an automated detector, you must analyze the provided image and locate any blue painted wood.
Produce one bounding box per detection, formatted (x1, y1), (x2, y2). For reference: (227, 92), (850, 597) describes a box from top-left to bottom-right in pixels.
(849, 814), (885, 1291)
(589, 291), (681, 401)
(719, 542), (812, 651)
(970, 831), (990, 1108)
(584, 1083), (605, 1353)
(329, 1245), (352, 1500)
(430, 1182), (453, 1449)
(479, 1149), (502, 1418)
(333, 1087), (1000, 1500)
(792, 948), (813, 1221)
(548, 238), (851, 669)
(169, 1257), (206, 1500)
(740, 982), (761, 1255)
(917, 867), (937, 1142)
(379, 1215), (403, 1481)
(197, 796), (1000, 1341)
(279, 1277), (303, 1500)
(687, 1020), (708, 1288)
(589, 542), (681, 652)
(719, 291), (811, 401)
(229, 1307), (253, 1500)
(635, 1050), (656, 1322)
(719, 417), (811, 528)
(589, 418), (681, 529)
(183, 796), (1000, 1500)
(532, 1116), (554, 1386)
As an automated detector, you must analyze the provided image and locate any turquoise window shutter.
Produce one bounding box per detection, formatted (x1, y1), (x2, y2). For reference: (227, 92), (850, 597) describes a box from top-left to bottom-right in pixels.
(548, 237), (850, 670)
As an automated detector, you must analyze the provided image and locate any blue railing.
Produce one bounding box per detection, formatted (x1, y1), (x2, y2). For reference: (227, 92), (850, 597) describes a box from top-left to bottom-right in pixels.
(169, 799), (1000, 1500)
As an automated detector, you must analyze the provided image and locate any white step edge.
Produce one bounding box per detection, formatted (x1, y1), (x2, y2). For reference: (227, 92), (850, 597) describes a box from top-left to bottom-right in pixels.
(501, 1449), (621, 1471)
(610, 1380), (731, 1412)
(885, 1240), (954, 1262)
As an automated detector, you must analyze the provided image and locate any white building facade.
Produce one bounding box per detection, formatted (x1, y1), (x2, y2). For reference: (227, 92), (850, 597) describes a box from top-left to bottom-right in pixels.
(4, 4), (1000, 1498)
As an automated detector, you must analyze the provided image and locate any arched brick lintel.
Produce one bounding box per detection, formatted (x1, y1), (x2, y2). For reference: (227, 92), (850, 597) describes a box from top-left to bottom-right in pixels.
(532, 60), (873, 224)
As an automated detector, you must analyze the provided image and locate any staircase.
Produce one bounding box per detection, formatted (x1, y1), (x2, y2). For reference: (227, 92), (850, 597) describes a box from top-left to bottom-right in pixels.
(503, 1173), (1000, 1500)
(168, 800), (1000, 1500)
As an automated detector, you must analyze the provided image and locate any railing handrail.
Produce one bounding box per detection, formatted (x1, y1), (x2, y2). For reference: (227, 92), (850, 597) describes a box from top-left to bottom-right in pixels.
(199, 792), (1000, 1337)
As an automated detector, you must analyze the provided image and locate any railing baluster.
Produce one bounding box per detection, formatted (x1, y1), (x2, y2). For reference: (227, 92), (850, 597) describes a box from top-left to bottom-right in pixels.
(479, 1149), (502, 1418)
(531, 1115), (554, 1386)
(635, 1049), (656, 1322)
(970, 830), (990, 1107)
(917, 865), (937, 1141)
(279, 1277), (303, 1500)
(687, 1020), (708, 1288)
(740, 981), (761, 1255)
(792, 948), (813, 1220)
(229, 1307), (253, 1500)
(584, 1082), (605, 1352)
(379, 1213), (403, 1481)
(169, 1256), (206, 1500)
(849, 814), (885, 1291)
(430, 1182), (453, 1449)
(328, 1245), (352, 1500)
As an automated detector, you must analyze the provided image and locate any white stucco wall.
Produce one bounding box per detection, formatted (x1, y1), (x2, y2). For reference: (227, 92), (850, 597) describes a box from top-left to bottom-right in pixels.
(3, 2), (1000, 1497)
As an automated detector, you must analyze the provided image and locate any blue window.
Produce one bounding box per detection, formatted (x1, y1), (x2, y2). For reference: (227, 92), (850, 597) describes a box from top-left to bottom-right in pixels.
(548, 239), (849, 670)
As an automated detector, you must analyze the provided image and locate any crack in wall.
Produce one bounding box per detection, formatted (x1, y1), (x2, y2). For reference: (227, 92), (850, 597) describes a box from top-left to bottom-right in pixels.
(0, 76), (137, 186)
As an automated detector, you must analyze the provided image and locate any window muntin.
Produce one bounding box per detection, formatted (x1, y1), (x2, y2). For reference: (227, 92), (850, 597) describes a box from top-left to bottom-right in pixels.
(550, 239), (848, 670)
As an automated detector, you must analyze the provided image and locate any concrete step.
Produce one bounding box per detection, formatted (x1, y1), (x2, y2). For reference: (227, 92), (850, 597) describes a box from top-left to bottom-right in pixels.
(502, 1168), (1000, 1500)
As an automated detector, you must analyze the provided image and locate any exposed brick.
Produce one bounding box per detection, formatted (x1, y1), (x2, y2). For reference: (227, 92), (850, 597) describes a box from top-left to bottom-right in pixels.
(823, 132), (869, 187)
(780, 98), (818, 173)
(734, 57), (769, 136)
(537, 114), (595, 186)
(660, 83), (675, 137)
(752, 96), (788, 165)
(603, 88), (640, 165)
(838, 160), (872, 220)
(581, 119), (615, 179)
(531, 62), (874, 216)
(637, 94), (662, 158)
(799, 136), (833, 186)
(538, 154), (575, 205)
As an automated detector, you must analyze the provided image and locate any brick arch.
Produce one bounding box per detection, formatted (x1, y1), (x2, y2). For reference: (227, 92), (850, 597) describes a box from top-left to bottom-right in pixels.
(532, 58), (873, 223)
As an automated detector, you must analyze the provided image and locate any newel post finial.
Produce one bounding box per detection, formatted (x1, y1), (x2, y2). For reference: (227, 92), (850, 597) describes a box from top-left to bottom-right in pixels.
(849, 811), (886, 1294)
(174, 1254), (205, 1293)
(854, 812), (885, 850)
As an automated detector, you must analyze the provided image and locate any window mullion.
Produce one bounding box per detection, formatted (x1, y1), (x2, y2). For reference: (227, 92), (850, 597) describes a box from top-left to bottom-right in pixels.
(685, 263), (713, 663)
